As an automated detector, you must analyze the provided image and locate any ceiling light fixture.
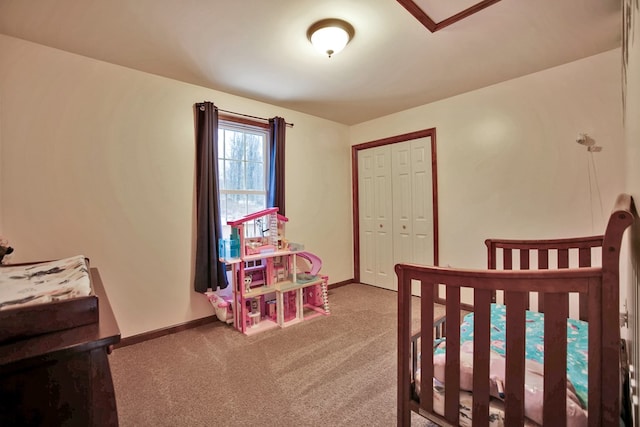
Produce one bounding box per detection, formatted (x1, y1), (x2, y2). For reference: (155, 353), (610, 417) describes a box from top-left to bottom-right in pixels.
(307, 18), (355, 58)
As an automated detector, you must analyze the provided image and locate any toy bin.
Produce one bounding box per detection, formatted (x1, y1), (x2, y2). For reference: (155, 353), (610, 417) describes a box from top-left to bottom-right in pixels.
(218, 238), (240, 259)
(205, 292), (233, 324)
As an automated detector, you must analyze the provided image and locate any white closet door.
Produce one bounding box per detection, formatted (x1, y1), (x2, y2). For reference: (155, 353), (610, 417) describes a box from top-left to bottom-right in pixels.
(392, 141), (413, 292)
(409, 137), (434, 266)
(358, 149), (376, 286)
(359, 139), (433, 293)
(409, 138), (434, 296)
(359, 145), (394, 290)
(392, 137), (434, 293)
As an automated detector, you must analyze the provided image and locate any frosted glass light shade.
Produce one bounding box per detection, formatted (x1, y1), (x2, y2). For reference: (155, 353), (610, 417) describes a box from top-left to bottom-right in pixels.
(307, 19), (355, 58)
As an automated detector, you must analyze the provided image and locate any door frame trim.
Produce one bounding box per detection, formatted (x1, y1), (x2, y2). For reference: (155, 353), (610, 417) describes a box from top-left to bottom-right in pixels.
(351, 128), (439, 283)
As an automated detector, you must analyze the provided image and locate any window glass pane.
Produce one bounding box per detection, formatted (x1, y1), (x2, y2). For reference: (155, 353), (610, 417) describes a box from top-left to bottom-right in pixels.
(218, 159), (224, 186)
(245, 161), (264, 190)
(247, 194), (266, 215)
(246, 134), (263, 162)
(226, 193), (247, 222)
(225, 160), (244, 190)
(220, 193), (227, 220)
(225, 131), (244, 160)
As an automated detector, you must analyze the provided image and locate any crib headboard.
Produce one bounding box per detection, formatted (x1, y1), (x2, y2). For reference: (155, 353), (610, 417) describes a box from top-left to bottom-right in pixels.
(396, 193), (635, 426)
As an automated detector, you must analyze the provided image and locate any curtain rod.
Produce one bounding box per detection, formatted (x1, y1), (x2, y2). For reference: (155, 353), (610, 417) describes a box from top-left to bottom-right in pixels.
(218, 108), (294, 128)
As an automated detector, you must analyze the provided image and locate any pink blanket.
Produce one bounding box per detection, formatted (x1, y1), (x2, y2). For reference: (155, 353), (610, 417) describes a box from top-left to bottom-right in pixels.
(431, 341), (587, 426)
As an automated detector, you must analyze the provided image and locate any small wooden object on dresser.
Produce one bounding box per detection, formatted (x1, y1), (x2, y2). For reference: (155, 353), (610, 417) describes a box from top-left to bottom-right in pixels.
(0, 264), (121, 427)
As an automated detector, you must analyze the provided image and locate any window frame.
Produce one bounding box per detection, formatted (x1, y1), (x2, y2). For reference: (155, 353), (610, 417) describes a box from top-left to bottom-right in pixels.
(217, 114), (270, 233)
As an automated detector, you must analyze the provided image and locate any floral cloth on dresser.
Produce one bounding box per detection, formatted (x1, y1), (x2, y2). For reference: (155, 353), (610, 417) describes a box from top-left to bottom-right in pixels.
(0, 255), (91, 310)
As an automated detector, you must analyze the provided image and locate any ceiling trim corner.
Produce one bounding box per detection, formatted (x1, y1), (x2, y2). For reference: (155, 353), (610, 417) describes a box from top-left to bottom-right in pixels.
(396, 0), (503, 32)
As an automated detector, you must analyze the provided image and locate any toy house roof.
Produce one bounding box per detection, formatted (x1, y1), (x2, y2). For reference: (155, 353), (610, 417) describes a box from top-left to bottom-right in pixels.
(227, 208), (288, 226)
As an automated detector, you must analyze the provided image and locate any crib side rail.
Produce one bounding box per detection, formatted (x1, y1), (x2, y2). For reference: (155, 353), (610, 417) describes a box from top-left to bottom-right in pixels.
(397, 264), (607, 427)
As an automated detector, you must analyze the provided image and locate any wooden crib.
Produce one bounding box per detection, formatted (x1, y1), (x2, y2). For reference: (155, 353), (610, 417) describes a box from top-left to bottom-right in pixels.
(397, 193), (635, 426)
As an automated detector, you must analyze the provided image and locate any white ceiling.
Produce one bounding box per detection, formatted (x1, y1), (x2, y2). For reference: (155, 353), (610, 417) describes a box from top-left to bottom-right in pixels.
(0, 0), (622, 125)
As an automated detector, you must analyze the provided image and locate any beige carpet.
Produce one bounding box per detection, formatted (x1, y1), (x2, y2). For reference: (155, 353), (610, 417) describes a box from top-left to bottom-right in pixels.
(110, 283), (441, 426)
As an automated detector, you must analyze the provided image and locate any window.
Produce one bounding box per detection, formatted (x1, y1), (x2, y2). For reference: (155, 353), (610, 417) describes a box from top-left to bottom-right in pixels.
(218, 119), (269, 236)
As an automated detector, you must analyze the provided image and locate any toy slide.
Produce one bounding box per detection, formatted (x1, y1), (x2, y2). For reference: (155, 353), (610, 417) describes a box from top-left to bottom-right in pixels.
(296, 251), (322, 275)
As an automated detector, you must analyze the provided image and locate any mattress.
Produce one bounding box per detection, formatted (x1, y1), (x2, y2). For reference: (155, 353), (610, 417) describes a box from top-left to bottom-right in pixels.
(414, 304), (588, 427)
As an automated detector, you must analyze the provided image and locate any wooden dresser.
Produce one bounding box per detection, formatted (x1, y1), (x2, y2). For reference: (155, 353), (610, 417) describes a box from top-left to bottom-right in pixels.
(0, 268), (121, 426)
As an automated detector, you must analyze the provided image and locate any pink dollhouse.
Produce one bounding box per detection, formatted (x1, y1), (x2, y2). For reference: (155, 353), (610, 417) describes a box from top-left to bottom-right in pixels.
(210, 208), (329, 335)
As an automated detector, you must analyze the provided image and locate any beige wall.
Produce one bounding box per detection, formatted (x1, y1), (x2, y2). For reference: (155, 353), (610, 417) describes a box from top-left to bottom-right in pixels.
(0, 35), (353, 338)
(351, 49), (625, 272)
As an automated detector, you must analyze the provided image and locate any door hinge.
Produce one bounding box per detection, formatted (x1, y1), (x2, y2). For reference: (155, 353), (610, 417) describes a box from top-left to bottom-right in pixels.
(621, 310), (629, 328)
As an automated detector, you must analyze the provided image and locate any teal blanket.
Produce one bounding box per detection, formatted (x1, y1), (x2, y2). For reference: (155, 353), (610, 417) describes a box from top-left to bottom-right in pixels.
(434, 303), (589, 408)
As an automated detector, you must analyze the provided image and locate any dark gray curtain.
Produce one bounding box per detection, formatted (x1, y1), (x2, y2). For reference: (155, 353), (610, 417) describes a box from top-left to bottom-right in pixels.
(194, 102), (227, 292)
(267, 117), (286, 215)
